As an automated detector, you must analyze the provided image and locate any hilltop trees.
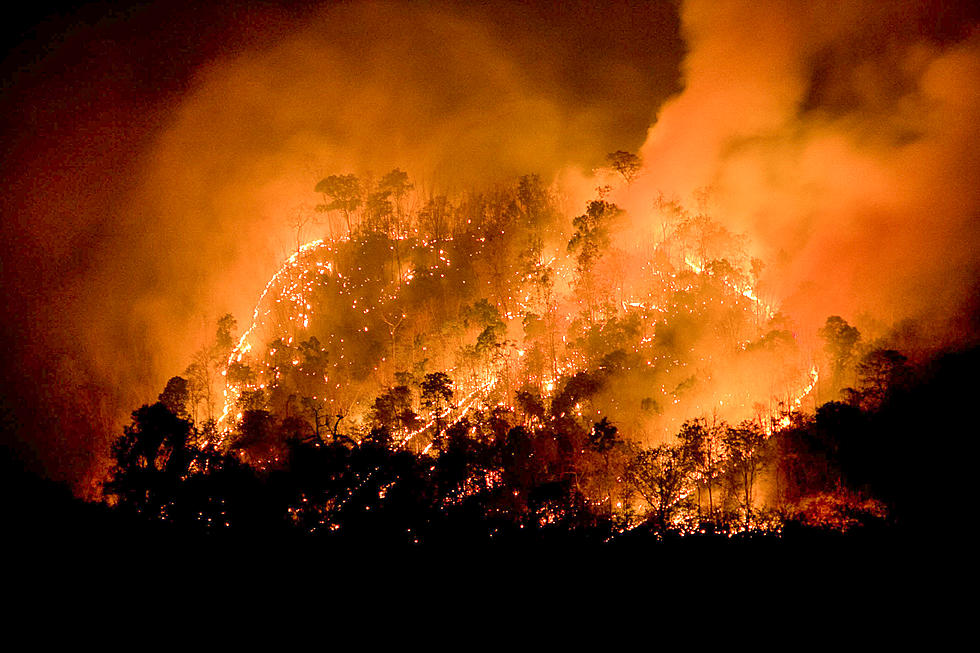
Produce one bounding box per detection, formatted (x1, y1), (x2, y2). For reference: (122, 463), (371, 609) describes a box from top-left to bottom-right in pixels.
(315, 174), (362, 235)
(606, 150), (642, 185)
(314, 169), (413, 242)
(97, 166), (936, 542)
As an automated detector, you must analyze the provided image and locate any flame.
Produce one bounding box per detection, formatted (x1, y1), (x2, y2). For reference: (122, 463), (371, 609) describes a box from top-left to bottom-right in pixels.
(217, 239), (332, 430)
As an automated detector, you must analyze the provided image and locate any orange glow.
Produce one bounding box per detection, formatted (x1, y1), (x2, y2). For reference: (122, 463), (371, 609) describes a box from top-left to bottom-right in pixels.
(1, 0), (976, 499)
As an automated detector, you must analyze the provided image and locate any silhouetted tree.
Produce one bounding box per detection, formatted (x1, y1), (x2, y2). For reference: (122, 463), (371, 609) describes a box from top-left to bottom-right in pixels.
(215, 313), (237, 363)
(418, 195), (451, 241)
(421, 372), (454, 416)
(819, 316), (861, 396)
(233, 409), (282, 464)
(627, 443), (691, 527)
(586, 417), (623, 517)
(105, 402), (193, 519)
(315, 174), (362, 234)
(371, 385), (419, 434)
(184, 314), (238, 424)
(515, 389), (546, 428)
(844, 348), (911, 410)
(606, 150), (642, 185)
(722, 420), (769, 525)
(677, 416), (727, 522)
(158, 376), (190, 420)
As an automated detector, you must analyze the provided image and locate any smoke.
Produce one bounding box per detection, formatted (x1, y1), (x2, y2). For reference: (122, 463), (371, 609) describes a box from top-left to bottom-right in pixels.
(618, 0), (980, 342)
(3, 0), (977, 493)
(122, 0), (678, 396)
(0, 1), (681, 492)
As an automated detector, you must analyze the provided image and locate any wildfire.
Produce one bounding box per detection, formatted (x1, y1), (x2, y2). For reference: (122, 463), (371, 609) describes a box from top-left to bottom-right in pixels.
(213, 194), (820, 466)
(217, 238), (334, 430)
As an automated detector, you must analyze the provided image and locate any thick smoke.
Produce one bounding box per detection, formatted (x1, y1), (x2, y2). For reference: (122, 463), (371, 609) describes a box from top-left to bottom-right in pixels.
(618, 0), (980, 343)
(2, 0), (977, 494)
(0, 1), (681, 493)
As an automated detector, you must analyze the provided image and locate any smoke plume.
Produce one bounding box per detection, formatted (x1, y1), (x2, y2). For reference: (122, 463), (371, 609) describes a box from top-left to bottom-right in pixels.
(0, 1), (681, 492)
(619, 0), (980, 343)
(2, 0), (977, 494)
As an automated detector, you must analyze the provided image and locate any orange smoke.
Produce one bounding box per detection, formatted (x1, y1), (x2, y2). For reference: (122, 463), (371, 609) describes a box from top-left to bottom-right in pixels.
(0, 1), (682, 493)
(618, 0), (979, 342)
(2, 0), (977, 495)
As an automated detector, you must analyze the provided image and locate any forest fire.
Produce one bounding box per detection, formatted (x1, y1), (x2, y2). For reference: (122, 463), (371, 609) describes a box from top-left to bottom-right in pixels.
(186, 166), (831, 539)
(219, 194), (819, 450)
(1, 0), (978, 545)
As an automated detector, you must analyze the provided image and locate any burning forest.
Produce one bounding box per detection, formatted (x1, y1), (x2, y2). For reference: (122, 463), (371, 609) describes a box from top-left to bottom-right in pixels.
(1, 0), (978, 548)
